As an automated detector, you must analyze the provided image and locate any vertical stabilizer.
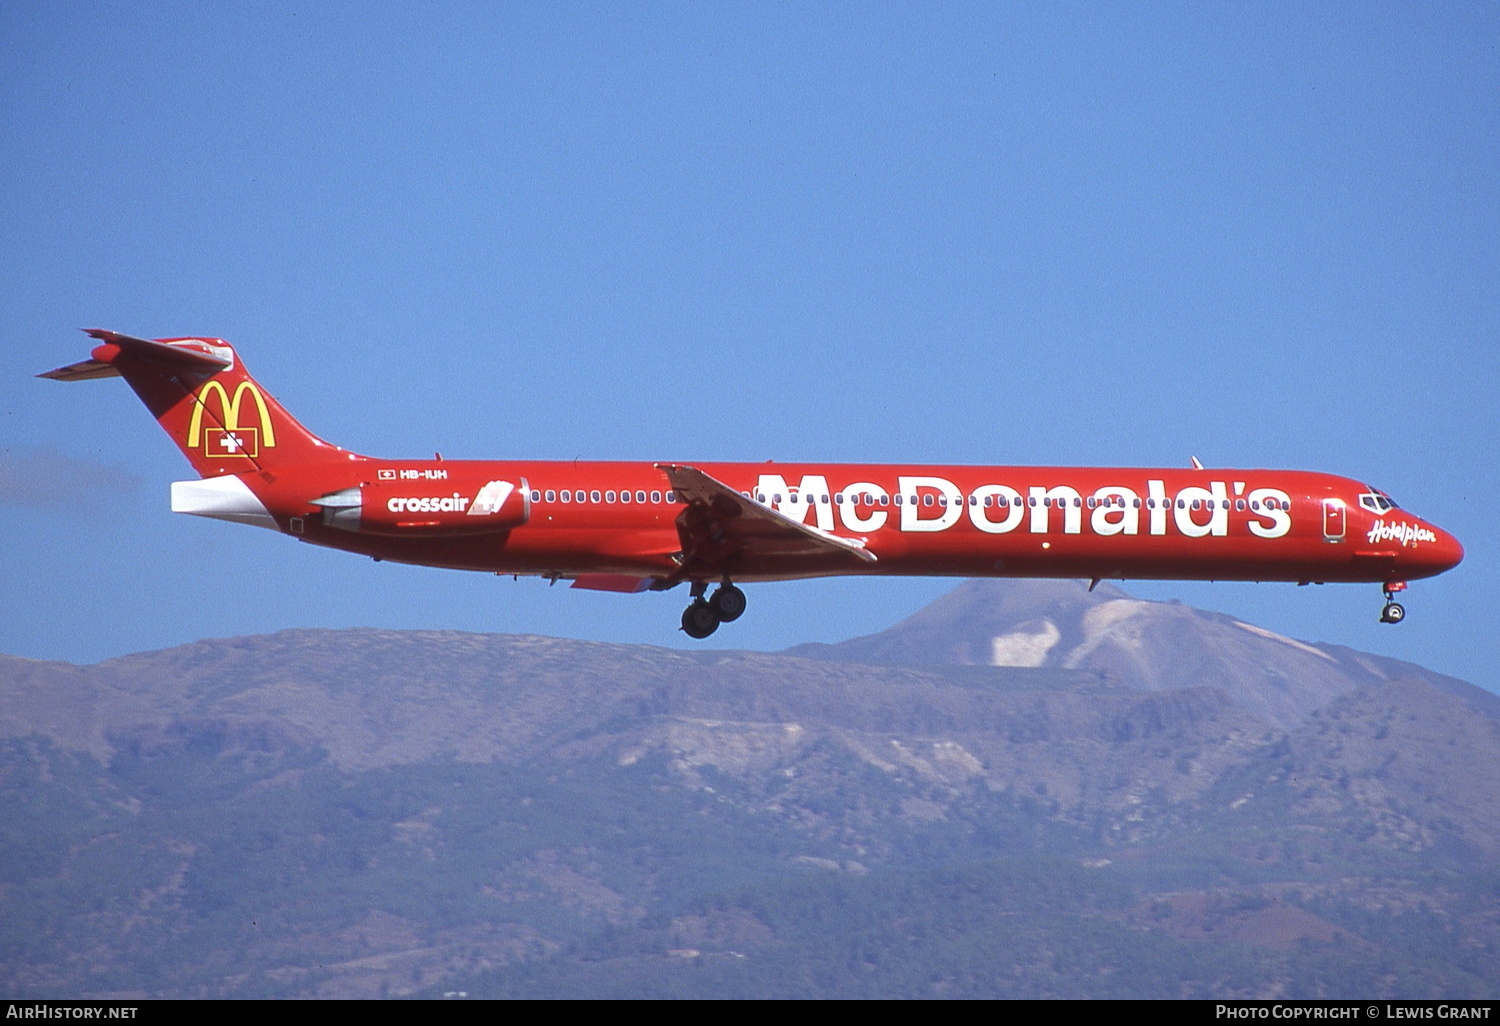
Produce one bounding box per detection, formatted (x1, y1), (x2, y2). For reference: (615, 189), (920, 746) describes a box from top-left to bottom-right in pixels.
(41, 329), (349, 478)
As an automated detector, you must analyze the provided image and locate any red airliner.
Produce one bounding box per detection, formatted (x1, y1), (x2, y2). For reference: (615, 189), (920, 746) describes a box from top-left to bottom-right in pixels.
(43, 330), (1463, 638)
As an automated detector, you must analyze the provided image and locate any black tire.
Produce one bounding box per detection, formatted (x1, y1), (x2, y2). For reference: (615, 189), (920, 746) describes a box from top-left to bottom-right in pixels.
(710, 584), (747, 622)
(1381, 602), (1406, 624)
(681, 601), (720, 638)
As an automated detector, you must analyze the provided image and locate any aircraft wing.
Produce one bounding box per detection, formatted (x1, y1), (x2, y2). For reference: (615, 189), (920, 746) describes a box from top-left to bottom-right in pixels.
(656, 463), (877, 574)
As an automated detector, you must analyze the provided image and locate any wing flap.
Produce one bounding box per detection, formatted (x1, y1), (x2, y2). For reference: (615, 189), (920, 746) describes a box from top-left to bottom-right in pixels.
(657, 463), (876, 566)
(570, 574), (655, 593)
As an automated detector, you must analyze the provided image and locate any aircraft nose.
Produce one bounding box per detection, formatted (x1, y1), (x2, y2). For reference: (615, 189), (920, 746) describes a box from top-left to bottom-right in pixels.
(1434, 526), (1465, 572)
(1399, 521), (1464, 578)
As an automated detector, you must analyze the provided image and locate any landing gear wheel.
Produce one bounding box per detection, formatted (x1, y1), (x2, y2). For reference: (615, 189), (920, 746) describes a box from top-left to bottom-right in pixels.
(710, 584), (747, 622)
(681, 600), (720, 639)
(1380, 602), (1405, 624)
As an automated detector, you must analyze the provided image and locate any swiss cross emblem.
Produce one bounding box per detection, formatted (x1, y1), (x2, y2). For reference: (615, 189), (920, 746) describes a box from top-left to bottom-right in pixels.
(205, 427), (259, 458)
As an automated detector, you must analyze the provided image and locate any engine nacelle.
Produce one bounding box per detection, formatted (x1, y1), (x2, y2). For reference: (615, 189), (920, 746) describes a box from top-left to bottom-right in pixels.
(310, 476), (530, 536)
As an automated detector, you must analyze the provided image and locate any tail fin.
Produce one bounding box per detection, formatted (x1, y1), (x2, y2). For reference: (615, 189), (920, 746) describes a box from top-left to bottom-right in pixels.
(40, 329), (348, 478)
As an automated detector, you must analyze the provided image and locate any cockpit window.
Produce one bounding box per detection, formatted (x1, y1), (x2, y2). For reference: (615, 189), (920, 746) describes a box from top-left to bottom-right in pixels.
(1358, 491), (1399, 514)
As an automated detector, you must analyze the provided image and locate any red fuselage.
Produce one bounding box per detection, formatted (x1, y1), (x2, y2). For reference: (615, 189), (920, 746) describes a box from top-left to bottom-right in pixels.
(258, 458), (1462, 588)
(43, 331), (1463, 635)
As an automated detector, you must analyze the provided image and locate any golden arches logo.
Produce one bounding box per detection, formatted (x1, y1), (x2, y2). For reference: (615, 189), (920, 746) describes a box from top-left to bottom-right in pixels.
(187, 380), (277, 456)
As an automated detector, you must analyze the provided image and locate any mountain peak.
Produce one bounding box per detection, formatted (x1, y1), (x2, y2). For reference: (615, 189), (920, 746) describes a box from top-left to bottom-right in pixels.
(790, 578), (1492, 730)
(790, 579), (1129, 668)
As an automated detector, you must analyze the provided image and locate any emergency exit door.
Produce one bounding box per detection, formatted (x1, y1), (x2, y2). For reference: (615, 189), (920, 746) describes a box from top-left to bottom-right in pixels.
(1323, 499), (1346, 541)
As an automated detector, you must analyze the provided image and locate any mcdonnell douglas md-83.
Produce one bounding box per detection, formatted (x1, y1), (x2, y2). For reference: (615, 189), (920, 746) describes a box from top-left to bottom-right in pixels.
(42, 330), (1463, 638)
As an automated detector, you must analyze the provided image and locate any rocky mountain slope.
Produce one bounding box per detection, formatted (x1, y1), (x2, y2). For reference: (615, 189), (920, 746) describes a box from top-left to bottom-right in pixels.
(2, 581), (1497, 998)
(792, 579), (1499, 729)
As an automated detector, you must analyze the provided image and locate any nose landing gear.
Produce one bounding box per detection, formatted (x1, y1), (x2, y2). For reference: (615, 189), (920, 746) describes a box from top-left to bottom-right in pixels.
(1379, 581), (1407, 624)
(679, 580), (748, 639)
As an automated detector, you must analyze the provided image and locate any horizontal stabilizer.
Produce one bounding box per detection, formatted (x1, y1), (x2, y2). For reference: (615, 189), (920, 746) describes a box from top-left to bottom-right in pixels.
(38, 358), (122, 381)
(40, 329), (234, 382)
(82, 329), (233, 374)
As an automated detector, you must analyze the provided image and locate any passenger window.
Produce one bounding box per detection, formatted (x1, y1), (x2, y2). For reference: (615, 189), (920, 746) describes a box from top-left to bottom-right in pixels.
(651, 490), (661, 503)
(620, 491), (631, 503)
(545, 490), (556, 502)
(590, 490), (601, 503)
(531, 489), (541, 502)
(923, 495), (934, 507)
(561, 491), (571, 503)
(666, 491), (676, 503)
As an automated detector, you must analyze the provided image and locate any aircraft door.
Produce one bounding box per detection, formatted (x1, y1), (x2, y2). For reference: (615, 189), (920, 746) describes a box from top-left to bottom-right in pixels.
(1322, 499), (1346, 541)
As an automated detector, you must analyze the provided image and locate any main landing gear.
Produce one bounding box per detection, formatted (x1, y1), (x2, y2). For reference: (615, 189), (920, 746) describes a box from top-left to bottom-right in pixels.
(680, 580), (747, 639)
(1379, 581), (1408, 625)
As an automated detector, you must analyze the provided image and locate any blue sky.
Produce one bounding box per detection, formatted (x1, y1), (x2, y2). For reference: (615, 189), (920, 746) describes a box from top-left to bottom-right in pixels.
(2, 2), (1495, 691)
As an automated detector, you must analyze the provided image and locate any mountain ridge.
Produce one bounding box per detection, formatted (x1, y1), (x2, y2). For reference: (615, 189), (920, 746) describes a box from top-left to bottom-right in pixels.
(788, 578), (1497, 728)
(2, 580), (1497, 998)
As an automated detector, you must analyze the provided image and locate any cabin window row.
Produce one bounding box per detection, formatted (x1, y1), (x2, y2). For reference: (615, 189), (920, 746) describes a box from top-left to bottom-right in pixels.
(525, 488), (1290, 513)
(533, 489), (676, 505)
(750, 492), (1288, 512)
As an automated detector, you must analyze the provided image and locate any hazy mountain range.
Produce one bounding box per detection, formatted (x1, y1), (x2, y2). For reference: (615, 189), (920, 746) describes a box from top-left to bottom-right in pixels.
(2, 580), (1497, 998)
